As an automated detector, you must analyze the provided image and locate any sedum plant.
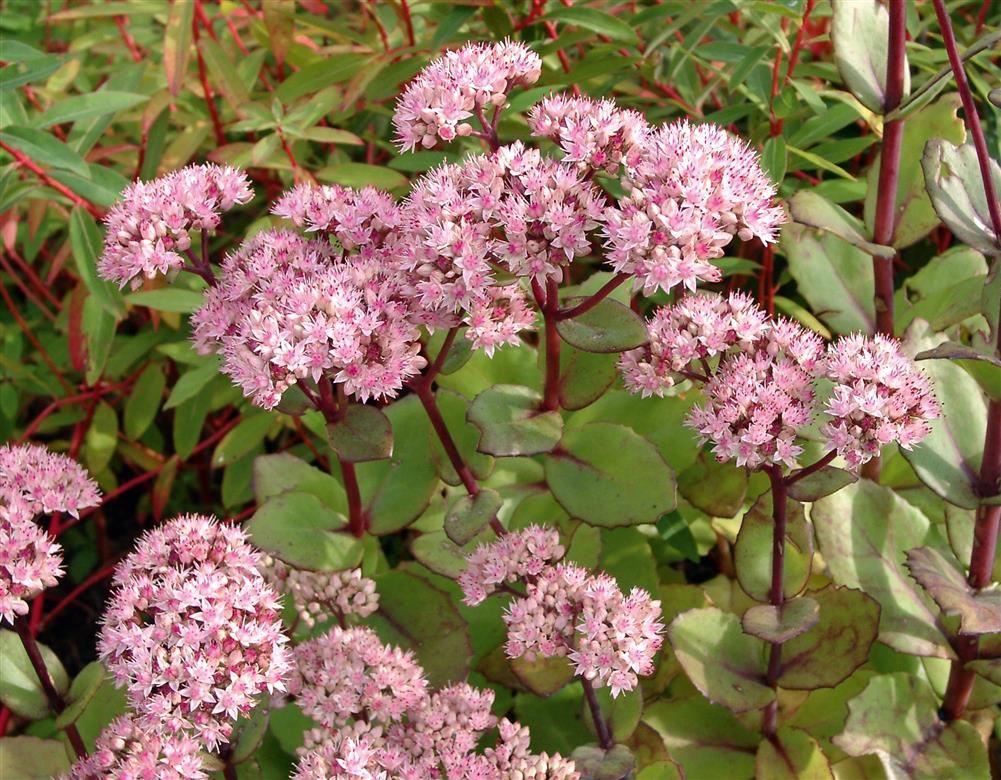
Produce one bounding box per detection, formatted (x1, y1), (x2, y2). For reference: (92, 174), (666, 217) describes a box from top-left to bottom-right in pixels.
(1, 2), (1000, 780)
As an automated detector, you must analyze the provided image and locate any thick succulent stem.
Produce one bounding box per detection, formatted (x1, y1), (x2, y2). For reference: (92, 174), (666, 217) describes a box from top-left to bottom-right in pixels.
(762, 465), (788, 739)
(14, 619), (88, 760)
(537, 278), (562, 412)
(932, 0), (1001, 722)
(582, 676), (614, 750)
(316, 380), (366, 537)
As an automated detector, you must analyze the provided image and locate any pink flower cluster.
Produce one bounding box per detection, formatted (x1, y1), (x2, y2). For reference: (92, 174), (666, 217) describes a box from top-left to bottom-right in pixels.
(259, 557), (378, 629)
(97, 514), (290, 751)
(460, 525), (663, 697)
(273, 183), (403, 249)
(459, 524), (565, 605)
(99, 164), (253, 289)
(290, 626), (575, 779)
(632, 293), (939, 471)
(528, 93), (648, 174)
(393, 40), (541, 151)
(822, 334), (940, 469)
(619, 291), (769, 397)
(291, 626), (428, 727)
(504, 562), (665, 697)
(59, 714), (206, 780)
(604, 121), (785, 295)
(0, 444), (100, 625)
(0, 442), (101, 519)
(192, 228), (425, 408)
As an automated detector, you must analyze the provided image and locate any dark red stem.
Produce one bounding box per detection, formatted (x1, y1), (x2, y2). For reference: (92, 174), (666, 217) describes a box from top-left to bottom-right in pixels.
(784, 450), (837, 486)
(537, 278), (562, 412)
(582, 677), (614, 750)
(316, 381), (366, 537)
(934, 0), (1001, 722)
(870, 0), (907, 338)
(13, 619), (88, 759)
(762, 466), (787, 739)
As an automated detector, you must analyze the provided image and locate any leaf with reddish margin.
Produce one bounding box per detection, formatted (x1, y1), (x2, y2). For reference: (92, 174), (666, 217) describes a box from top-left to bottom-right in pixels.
(742, 597), (820, 644)
(787, 466), (857, 502)
(755, 726), (834, 780)
(905, 546), (1001, 635)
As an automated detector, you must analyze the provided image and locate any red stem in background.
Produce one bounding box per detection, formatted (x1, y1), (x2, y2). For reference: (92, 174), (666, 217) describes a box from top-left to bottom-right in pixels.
(933, 0), (1001, 723)
(762, 466), (788, 739)
(13, 619), (88, 759)
(0, 140), (102, 218)
(0, 279), (72, 395)
(113, 14), (143, 62)
(192, 10), (226, 146)
(398, 0), (416, 47)
(870, 0), (907, 338)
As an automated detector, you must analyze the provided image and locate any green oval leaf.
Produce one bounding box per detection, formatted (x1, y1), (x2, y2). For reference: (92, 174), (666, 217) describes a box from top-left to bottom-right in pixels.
(246, 491), (361, 571)
(0, 630), (68, 720)
(545, 422), (676, 527)
(468, 385), (563, 457)
(733, 492), (812, 602)
(444, 489), (502, 546)
(326, 403), (393, 464)
(555, 298), (648, 354)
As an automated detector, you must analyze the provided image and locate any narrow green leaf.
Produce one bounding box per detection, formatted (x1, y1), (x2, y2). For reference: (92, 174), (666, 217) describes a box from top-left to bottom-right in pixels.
(124, 363), (166, 439)
(30, 92), (148, 129)
(0, 126), (89, 176)
(125, 288), (205, 313)
(69, 207), (124, 316)
(163, 0), (194, 97)
(547, 7), (639, 44)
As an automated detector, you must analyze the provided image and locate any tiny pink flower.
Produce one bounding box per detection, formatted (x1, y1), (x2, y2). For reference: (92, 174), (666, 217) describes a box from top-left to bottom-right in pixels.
(459, 525), (565, 606)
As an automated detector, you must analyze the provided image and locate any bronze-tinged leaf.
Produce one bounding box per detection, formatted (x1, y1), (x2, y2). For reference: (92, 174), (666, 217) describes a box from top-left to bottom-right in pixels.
(779, 586), (880, 690)
(835, 672), (989, 779)
(905, 546), (1001, 636)
(755, 726), (834, 780)
(742, 597), (820, 644)
(163, 0), (194, 97)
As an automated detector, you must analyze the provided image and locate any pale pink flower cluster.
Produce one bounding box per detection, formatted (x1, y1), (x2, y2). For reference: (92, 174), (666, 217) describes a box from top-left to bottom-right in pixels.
(0, 442), (101, 519)
(459, 524), (565, 606)
(99, 164), (253, 288)
(58, 714), (206, 780)
(821, 334), (940, 469)
(504, 562), (664, 697)
(272, 183), (403, 249)
(192, 229), (425, 408)
(394, 40), (541, 151)
(528, 93), (648, 174)
(0, 444), (100, 625)
(295, 717), (578, 780)
(291, 626), (575, 779)
(97, 514), (290, 751)
(619, 291), (770, 397)
(685, 319), (825, 470)
(604, 121), (785, 295)
(290, 626), (428, 727)
(259, 557), (378, 629)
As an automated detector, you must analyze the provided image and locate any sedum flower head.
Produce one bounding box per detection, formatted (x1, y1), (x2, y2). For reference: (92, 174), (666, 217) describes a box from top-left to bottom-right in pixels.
(459, 524), (565, 606)
(504, 563), (664, 698)
(465, 283), (536, 357)
(685, 333), (823, 471)
(58, 714), (206, 780)
(259, 557), (378, 629)
(528, 93), (648, 174)
(272, 183), (403, 249)
(290, 626), (428, 728)
(0, 442), (101, 519)
(620, 291), (770, 397)
(393, 40), (541, 152)
(0, 444), (100, 625)
(604, 120), (785, 295)
(97, 514), (290, 751)
(821, 333), (939, 470)
(192, 228), (426, 408)
(99, 164), (253, 289)
(0, 504), (64, 625)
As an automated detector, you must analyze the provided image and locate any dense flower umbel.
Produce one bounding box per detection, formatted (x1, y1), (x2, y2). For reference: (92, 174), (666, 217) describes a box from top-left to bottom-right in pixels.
(58, 714), (206, 780)
(393, 40), (542, 152)
(822, 334), (940, 469)
(0, 443), (101, 519)
(528, 93), (648, 175)
(192, 228), (426, 408)
(619, 291), (770, 397)
(272, 183), (403, 248)
(290, 626), (428, 727)
(685, 320), (825, 470)
(604, 121), (786, 295)
(259, 558), (378, 629)
(0, 445), (100, 624)
(98, 164), (253, 289)
(97, 515), (290, 751)
(459, 524), (565, 606)
(404, 142), (604, 302)
(504, 562), (665, 697)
